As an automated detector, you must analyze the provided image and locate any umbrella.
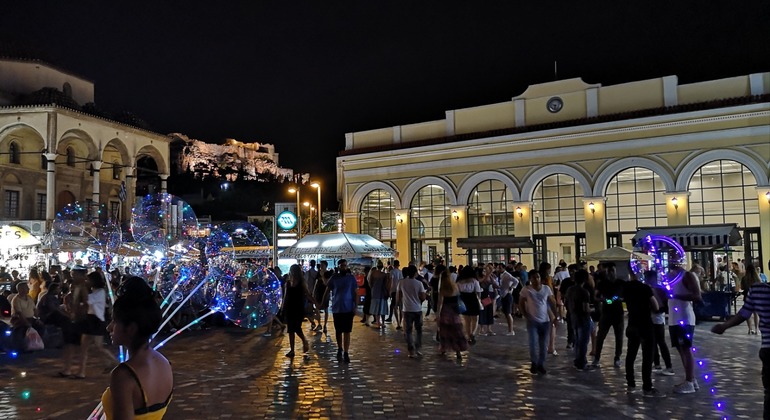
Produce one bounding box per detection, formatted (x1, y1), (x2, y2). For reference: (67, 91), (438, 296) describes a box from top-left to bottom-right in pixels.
(584, 246), (654, 261)
(279, 232), (396, 260)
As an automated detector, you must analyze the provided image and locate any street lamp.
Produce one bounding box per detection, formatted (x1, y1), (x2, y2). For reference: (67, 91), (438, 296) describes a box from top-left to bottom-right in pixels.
(311, 181), (321, 232)
(288, 186), (302, 239)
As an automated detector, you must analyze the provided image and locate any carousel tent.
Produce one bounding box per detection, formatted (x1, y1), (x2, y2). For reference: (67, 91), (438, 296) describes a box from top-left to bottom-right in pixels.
(631, 223), (742, 251)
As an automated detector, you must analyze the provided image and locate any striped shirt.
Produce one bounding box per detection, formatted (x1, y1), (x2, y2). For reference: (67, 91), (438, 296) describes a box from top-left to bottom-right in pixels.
(738, 282), (770, 348)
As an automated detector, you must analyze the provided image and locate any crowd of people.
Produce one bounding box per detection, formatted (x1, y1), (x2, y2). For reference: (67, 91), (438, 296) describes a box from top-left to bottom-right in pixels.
(281, 256), (769, 409)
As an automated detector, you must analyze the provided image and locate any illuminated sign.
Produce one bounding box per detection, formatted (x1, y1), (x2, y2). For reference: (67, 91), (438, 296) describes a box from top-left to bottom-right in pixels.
(277, 211), (297, 230)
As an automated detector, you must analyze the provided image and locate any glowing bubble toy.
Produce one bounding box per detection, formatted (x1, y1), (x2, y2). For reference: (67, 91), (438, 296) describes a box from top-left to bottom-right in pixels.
(131, 193), (198, 255)
(219, 262), (283, 329)
(631, 234), (686, 287)
(52, 202), (122, 268)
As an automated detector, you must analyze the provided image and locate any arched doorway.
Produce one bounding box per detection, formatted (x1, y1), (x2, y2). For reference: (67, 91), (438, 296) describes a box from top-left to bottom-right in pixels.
(532, 173), (585, 266)
(136, 156), (160, 196)
(56, 190), (76, 212)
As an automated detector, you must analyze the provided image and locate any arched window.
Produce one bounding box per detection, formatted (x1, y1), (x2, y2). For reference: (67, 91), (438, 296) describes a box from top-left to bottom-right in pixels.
(532, 173), (585, 235)
(359, 189), (395, 245)
(688, 160), (759, 228)
(605, 167), (667, 244)
(66, 147), (76, 167)
(113, 161), (122, 180)
(9, 141), (20, 164)
(410, 185), (451, 265)
(468, 180), (514, 237)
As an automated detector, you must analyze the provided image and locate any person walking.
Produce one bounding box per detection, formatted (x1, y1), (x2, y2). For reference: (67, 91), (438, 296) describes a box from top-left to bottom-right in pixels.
(386, 260), (404, 330)
(741, 264), (762, 334)
(75, 272), (117, 378)
(520, 269), (557, 374)
(669, 263), (702, 394)
(498, 263), (519, 336)
(592, 262), (625, 368)
(623, 268), (664, 397)
(368, 261), (390, 329)
(397, 265), (427, 358)
(312, 261), (331, 335)
(282, 264), (316, 358)
(456, 266), (482, 345)
(435, 269), (469, 360)
(645, 270), (675, 376)
(711, 272), (770, 419)
(566, 269), (593, 371)
(323, 260), (358, 363)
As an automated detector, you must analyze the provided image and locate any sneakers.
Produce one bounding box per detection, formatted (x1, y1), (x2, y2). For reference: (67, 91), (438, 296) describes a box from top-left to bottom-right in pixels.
(590, 360), (601, 368)
(693, 379), (699, 391)
(415, 350), (423, 358)
(652, 365), (662, 373)
(530, 363), (538, 374)
(537, 365), (547, 375)
(659, 367), (675, 376)
(565, 343), (573, 350)
(643, 388), (666, 398)
(505, 331), (515, 336)
(613, 359), (622, 368)
(672, 381), (696, 394)
(549, 350), (559, 356)
(626, 385), (637, 395)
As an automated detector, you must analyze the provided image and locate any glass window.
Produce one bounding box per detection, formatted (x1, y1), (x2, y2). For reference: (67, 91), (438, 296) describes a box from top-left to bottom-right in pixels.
(468, 180), (514, 237)
(36, 193), (46, 220)
(41, 154), (48, 170)
(533, 174), (584, 235)
(688, 160), (759, 228)
(410, 185), (450, 239)
(359, 189), (395, 243)
(9, 142), (20, 164)
(605, 167), (667, 234)
(4, 190), (20, 218)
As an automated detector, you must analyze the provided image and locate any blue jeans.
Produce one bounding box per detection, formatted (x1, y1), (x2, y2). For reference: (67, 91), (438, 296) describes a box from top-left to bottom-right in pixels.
(403, 311), (423, 352)
(527, 319), (551, 367)
(573, 317), (593, 369)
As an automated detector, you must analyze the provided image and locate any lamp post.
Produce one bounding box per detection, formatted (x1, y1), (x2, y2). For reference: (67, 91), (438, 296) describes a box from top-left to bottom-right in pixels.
(288, 186), (302, 239)
(311, 181), (321, 232)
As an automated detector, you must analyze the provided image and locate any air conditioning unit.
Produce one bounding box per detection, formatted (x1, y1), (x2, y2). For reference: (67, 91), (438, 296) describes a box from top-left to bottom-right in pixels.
(29, 221), (46, 236)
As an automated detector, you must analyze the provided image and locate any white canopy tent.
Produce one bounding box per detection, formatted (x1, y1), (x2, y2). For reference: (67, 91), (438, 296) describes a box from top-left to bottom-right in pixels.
(279, 232), (396, 260)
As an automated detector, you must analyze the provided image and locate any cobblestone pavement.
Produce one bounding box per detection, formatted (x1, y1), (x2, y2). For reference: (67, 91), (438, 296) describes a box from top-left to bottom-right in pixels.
(1, 313), (764, 419)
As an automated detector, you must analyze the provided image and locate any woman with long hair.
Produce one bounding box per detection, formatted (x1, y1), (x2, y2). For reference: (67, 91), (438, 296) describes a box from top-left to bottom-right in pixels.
(282, 264), (316, 357)
(435, 269), (469, 360)
(102, 276), (173, 419)
(539, 262), (559, 355)
(75, 271), (116, 379)
(741, 264), (761, 334)
(478, 263), (498, 336)
(456, 265), (482, 344)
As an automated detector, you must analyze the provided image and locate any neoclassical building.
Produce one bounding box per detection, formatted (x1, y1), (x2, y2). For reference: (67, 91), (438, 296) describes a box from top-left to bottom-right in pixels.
(337, 72), (770, 271)
(0, 57), (170, 239)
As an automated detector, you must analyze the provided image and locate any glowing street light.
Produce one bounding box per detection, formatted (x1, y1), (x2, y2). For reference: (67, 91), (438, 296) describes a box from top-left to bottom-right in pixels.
(288, 186), (302, 239)
(311, 181), (321, 232)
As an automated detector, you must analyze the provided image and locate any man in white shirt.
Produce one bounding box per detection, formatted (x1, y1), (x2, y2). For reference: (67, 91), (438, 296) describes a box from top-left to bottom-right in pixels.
(398, 265), (427, 358)
(497, 264), (520, 336)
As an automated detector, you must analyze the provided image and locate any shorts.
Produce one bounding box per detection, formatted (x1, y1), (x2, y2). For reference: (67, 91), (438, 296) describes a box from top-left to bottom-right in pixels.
(83, 314), (107, 336)
(333, 312), (354, 333)
(669, 324), (695, 348)
(500, 294), (513, 315)
(63, 320), (84, 345)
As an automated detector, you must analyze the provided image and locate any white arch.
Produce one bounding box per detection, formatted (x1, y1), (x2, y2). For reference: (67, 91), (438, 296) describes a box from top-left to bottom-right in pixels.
(676, 149), (770, 191)
(402, 176), (458, 207)
(593, 157), (676, 196)
(349, 181), (403, 212)
(456, 171), (521, 205)
(520, 164), (593, 201)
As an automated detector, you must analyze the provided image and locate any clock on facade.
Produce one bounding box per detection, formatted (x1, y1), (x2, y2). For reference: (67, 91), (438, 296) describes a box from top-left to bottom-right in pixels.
(547, 97), (563, 113)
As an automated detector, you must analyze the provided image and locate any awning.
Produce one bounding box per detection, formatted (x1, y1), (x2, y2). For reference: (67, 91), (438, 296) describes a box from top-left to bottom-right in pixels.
(456, 236), (535, 250)
(631, 224), (742, 251)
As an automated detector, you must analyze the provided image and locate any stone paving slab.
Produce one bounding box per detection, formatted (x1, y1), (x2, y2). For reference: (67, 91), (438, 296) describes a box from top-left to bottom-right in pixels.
(0, 315), (764, 419)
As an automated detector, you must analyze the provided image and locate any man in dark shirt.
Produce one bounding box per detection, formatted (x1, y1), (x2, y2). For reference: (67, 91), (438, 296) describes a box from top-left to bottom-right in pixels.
(623, 268), (663, 397)
(566, 269), (593, 370)
(559, 264), (577, 349)
(593, 262), (625, 368)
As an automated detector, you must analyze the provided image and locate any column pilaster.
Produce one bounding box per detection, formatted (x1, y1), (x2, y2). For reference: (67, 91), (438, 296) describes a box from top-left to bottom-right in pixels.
(583, 197), (607, 260)
(450, 205), (469, 267)
(44, 153), (58, 227)
(394, 209), (411, 265)
(512, 202), (534, 267)
(664, 192), (690, 226)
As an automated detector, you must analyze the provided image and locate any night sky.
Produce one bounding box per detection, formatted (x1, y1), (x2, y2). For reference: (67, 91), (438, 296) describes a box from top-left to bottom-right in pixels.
(2, 1), (769, 208)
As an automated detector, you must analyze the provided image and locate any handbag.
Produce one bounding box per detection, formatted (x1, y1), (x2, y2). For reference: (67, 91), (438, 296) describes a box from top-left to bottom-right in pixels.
(25, 327), (45, 351)
(481, 296), (493, 307)
(457, 298), (467, 314)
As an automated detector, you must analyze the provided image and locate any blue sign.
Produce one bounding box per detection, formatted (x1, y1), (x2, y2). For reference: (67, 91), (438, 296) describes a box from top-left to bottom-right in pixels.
(277, 211), (297, 230)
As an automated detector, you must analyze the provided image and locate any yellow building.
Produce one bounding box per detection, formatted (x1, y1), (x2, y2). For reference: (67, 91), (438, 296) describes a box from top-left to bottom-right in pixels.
(337, 73), (770, 274)
(0, 57), (170, 239)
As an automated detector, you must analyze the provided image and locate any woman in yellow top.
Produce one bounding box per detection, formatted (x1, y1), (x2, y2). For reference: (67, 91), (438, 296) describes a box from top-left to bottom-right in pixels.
(102, 276), (173, 420)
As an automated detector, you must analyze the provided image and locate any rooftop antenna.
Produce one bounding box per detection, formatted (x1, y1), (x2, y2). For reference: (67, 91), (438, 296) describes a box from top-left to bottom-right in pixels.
(554, 60), (558, 80)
